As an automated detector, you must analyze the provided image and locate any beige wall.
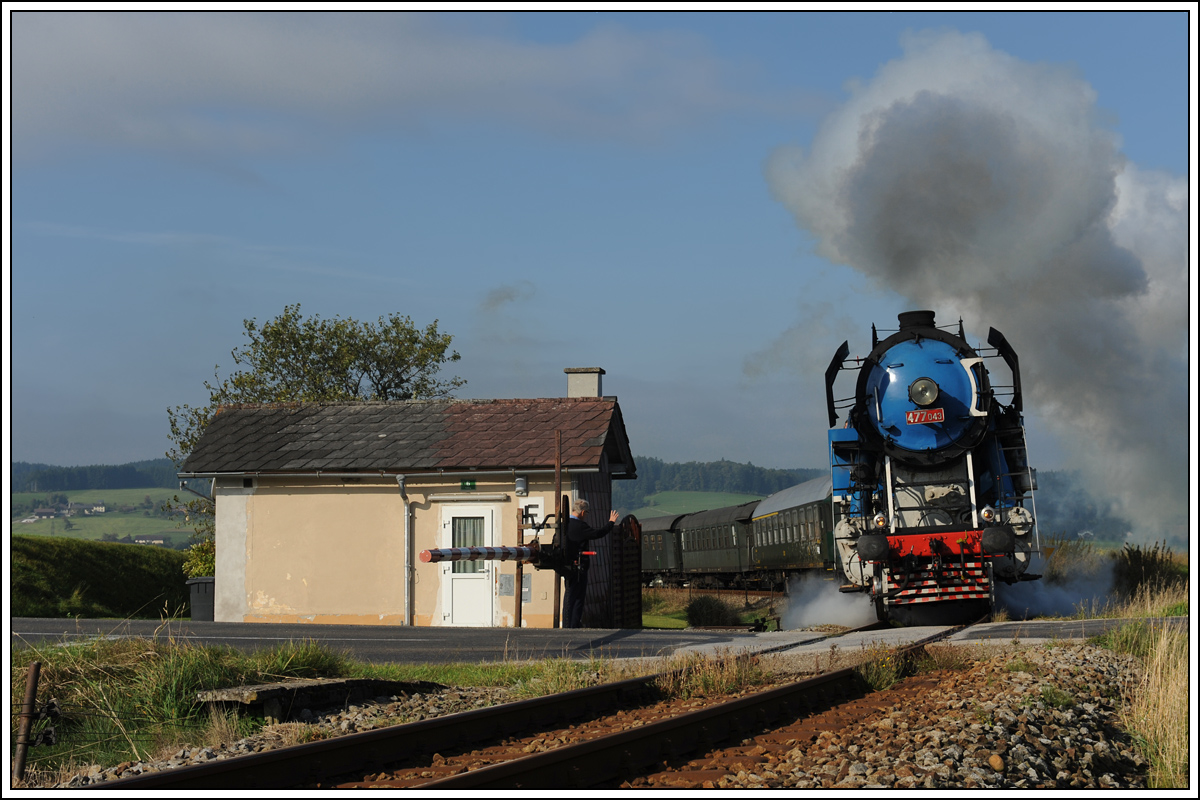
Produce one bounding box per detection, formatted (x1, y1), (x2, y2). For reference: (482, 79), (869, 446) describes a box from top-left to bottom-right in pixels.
(213, 474), (583, 627)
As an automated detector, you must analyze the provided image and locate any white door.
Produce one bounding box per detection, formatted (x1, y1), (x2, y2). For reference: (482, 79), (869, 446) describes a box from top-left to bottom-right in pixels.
(440, 505), (495, 626)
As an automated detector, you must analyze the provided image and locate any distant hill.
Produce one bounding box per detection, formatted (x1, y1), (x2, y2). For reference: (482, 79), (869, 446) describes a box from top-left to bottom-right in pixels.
(629, 491), (766, 519)
(11, 458), (179, 492)
(613, 457), (822, 512)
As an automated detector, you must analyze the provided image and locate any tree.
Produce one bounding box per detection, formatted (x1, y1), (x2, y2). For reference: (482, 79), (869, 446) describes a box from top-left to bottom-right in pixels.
(167, 304), (466, 577)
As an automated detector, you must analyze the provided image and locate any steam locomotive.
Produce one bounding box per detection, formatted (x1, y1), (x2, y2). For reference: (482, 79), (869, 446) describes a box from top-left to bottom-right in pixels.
(642, 311), (1041, 625)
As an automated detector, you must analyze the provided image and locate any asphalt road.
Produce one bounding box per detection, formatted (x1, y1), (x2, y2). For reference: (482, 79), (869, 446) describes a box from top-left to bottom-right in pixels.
(10, 616), (1186, 665)
(8, 618), (757, 665)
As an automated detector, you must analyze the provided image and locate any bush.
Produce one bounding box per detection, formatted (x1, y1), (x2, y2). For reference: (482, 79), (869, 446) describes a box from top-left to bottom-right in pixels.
(11, 535), (189, 618)
(1112, 542), (1184, 598)
(183, 536), (216, 578)
(685, 595), (741, 627)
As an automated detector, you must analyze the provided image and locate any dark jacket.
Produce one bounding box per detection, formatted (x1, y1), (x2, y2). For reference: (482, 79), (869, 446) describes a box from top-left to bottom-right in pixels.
(564, 515), (615, 570)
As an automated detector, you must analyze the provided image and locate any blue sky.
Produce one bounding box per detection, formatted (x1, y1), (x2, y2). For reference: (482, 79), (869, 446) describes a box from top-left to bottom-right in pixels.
(5, 10), (1194, 535)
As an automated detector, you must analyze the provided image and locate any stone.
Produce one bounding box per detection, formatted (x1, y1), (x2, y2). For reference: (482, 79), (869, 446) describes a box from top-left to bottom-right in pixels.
(988, 754), (1004, 773)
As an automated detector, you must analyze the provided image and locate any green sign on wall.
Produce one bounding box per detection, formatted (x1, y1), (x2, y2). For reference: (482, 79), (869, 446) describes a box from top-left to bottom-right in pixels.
(461, 480), (476, 491)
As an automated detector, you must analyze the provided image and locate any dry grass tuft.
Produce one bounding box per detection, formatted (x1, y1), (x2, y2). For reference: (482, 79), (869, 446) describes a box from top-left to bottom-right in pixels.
(1120, 618), (1189, 788)
(262, 721), (321, 747)
(917, 644), (976, 673)
(654, 650), (767, 699)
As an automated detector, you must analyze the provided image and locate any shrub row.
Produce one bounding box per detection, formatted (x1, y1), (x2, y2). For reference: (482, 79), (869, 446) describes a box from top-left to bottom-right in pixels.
(11, 535), (189, 619)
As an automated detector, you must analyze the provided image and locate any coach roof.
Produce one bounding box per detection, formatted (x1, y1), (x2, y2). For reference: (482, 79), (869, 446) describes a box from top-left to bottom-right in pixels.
(752, 475), (833, 520)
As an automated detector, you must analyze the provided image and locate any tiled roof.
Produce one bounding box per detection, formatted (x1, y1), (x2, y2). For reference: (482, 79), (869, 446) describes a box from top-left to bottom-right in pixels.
(179, 399), (635, 477)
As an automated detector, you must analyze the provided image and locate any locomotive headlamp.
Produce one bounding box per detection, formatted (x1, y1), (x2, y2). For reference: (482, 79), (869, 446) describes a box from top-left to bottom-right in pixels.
(980, 505), (996, 523)
(909, 378), (939, 407)
(872, 513), (889, 529)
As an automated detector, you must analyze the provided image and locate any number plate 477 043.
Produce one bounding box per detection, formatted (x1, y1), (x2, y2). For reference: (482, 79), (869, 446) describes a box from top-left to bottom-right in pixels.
(906, 408), (945, 425)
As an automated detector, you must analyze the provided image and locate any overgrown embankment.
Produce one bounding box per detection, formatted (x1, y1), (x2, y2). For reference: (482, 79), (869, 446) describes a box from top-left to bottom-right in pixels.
(11, 534), (189, 619)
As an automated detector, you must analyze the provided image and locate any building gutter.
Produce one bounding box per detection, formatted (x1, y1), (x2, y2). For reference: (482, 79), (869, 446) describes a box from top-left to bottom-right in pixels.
(397, 476), (412, 627)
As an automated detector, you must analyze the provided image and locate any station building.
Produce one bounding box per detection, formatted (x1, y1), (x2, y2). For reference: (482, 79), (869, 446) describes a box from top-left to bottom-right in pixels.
(178, 368), (639, 628)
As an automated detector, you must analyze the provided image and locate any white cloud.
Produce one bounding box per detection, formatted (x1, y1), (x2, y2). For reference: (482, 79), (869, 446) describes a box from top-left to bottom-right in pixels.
(12, 11), (819, 160)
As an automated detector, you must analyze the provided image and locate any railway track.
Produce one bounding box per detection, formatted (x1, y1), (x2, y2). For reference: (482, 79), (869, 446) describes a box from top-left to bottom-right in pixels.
(90, 620), (969, 790)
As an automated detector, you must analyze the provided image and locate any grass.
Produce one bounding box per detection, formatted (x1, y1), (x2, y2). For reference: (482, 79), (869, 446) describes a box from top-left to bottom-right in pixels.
(1116, 619), (1189, 788)
(653, 650), (768, 699)
(1041, 534), (1110, 586)
(914, 644), (974, 673)
(1039, 685), (1076, 709)
(1082, 569), (1190, 790)
(854, 642), (910, 691)
(13, 516), (191, 548)
(1005, 656), (1040, 675)
(10, 633), (329, 779)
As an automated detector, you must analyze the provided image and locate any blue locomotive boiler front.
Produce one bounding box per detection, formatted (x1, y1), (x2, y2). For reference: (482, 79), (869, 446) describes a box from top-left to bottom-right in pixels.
(854, 310), (990, 468)
(861, 338), (985, 460)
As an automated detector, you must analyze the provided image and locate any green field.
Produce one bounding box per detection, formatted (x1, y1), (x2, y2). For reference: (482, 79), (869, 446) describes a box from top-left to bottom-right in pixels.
(12, 487), (185, 509)
(629, 491), (764, 519)
(13, 517), (191, 548)
(11, 487), (192, 549)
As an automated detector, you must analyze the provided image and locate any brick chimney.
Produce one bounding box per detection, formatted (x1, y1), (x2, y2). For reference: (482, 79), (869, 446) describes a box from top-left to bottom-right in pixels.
(565, 367), (605, 398)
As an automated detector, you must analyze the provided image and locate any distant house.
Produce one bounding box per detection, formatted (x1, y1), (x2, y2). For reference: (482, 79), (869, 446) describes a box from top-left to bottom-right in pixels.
(134, 536), (165, 545)
(33, 508), (57, 520)
(178, 367), (639, 629)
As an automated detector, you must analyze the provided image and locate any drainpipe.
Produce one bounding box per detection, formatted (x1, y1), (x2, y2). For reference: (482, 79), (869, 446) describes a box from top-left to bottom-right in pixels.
(397, 475), (412, 626)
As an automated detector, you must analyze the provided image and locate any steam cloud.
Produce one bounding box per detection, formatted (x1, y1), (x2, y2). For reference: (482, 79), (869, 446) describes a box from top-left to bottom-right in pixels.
(783, 572), (877, 630)
(767, 31), (1188, 543)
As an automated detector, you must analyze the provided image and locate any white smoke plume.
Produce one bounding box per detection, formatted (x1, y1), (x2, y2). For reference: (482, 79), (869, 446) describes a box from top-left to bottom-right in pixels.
(766, 31), (1188, 544)
(995, 554), (1116, 620)
(782, 572), (877, 630)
